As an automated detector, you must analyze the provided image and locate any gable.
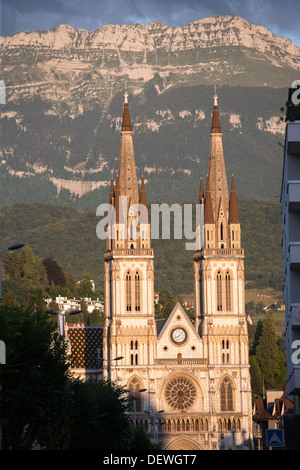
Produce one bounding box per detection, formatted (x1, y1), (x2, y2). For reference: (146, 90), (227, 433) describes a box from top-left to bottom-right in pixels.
(157, 302), (201, 356)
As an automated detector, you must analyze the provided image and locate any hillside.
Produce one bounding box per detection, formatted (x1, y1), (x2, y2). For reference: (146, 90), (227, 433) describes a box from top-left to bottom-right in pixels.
(0, 200), (283, 297)
(0, 15), (297, 207)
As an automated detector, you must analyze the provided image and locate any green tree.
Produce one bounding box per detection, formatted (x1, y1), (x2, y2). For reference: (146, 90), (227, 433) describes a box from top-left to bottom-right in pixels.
(250, 319), (264, 356)
(0, 306), (72, 450)
(255, 311), (286, 390)
(77, 273), (93, 298)
(69, 379), (132, 450)
(249, 355), (263, 399)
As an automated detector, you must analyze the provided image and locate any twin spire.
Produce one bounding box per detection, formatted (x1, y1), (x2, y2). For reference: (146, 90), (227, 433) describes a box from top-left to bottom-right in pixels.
(108, 92), (149, 237)
(199, 91), (239, 226)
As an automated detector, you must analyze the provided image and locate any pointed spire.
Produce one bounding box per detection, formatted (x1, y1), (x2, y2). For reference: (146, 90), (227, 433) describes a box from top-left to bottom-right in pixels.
(211, 91), (221, 134)
(121, 91), (132, 132)
(204, 176), (214, 223)
(229, 175), (240, 223)
(198, 178), (204, 204)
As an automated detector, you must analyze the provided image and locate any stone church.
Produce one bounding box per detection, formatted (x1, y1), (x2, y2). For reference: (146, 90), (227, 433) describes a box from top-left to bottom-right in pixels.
(67, 91), (253, 450)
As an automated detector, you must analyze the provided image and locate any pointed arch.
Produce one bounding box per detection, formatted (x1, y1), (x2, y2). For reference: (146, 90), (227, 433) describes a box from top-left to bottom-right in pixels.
(216, 270), (222, 311)
(126, 270), (132, 311)
(126, 376), (144, 412)
(134, 270), (141, 311)
(225, 269), (232, 311)
(220, 376), (234, 411)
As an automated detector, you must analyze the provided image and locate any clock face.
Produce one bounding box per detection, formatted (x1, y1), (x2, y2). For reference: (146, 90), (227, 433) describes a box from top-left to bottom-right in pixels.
(171, 328), (187, 344)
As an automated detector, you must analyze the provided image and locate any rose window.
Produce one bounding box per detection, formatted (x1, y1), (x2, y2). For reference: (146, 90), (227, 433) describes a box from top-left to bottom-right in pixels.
(165, 376), (197, 410)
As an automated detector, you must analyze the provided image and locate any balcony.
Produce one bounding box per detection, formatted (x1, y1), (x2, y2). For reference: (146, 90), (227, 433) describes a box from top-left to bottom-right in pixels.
(104, 248), (154, 260)
(287, 122), (300, 155)
(291, 304), (300, 329)
(289, 243), (300, 269)
(288, 181), (300, 211)
(193, 248), (244, 260)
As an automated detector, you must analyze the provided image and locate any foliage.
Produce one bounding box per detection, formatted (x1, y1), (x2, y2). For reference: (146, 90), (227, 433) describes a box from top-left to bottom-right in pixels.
(248, 311), (286, 397)
(0, 305), (71, 449)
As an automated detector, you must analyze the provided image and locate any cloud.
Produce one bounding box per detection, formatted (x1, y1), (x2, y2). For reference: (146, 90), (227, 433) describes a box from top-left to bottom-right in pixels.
(1, 0), (300, 46)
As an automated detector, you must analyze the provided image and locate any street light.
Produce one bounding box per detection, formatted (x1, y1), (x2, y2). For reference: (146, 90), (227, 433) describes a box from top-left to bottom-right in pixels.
(0, 244), (25, 305)
(49, 309), (81, 337)
(97, 355), (124, 382)
(124, 388), (147, 427)
(144, 409), (165, 443)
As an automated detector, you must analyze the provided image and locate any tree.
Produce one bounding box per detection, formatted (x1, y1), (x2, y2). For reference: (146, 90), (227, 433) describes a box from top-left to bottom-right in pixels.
(255, 311), (286, 390)
(249, 355), (263, 399)
(43, 258), (66, 287)
(64, 264), (77, 297)
(250, 319), (264, 356)
(69, 379), (132, 450)
(77, 273), (93, 298)
(0, 306), (72, 450)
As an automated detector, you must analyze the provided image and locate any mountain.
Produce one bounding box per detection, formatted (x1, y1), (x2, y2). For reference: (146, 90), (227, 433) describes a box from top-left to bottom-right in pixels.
(0, 200), (283, 296)
(1, 15), (298, 207)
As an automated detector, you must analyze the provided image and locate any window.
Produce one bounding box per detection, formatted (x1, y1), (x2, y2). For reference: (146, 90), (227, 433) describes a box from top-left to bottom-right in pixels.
(220, 223), (223, 241)
(130, 341), (138, 365)
(135, 271), (141, 311)
(217, 271), (222, 311)
(222, 339), (230, 364)
(126, 271), (131, 311)
(225, 271), (231, 311)
(220, 378), (233, 411)
(126, 377), (143, 411)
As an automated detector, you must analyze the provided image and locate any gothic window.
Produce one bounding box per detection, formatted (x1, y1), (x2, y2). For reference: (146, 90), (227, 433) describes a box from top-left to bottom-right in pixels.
(220, 377), (234, 411)
(131, 340), (138, 365)
(135, 271), (141, 311)
(217, 271), (222, 311)
(220, 223), (223, 241)
(126, 377), (143, 412)
(222, 340), (230, 364)
(126, 271), (131, 311)
(165, 376), (197, 411)
(225, 271), (231, 311)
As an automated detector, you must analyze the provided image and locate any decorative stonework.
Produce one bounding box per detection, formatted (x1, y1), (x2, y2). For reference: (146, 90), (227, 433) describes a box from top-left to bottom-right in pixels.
(165, 376), (197, 411)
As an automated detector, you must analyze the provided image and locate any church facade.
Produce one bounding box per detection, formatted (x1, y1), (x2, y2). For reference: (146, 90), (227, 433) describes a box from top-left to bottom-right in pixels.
(101, 91), (253, 450)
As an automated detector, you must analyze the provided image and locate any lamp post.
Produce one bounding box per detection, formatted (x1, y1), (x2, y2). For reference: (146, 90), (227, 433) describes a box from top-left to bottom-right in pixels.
(97, 355), (124, 382)
(0, 244), (24, 305)
(144, 409), (164, 443)
(124, 388), (147, 427)
(49, 310), (81, 337)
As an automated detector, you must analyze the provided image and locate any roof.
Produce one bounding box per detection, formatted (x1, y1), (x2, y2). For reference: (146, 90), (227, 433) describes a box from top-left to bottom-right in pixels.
(204, 177), (215, 223)
(228, 175), (240, 223)
(67, 326), (103, 369)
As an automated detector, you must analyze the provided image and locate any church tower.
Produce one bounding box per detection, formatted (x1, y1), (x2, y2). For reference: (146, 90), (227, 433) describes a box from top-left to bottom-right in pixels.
(103, 92), (156, 407)
(193, 92), (252, 444)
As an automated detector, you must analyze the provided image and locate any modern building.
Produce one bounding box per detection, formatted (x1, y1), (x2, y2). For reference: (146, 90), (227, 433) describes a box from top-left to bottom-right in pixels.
(99, 90), (253, 450)
(281, 83), (300, 414)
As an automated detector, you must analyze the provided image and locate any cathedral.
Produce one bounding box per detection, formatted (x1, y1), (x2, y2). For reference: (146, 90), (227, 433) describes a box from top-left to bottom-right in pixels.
(67, 90), (253, 450)
(98, 90), (253, 451)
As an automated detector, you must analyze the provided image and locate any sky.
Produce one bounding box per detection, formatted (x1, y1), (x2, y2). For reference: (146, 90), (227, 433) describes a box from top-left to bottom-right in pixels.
(1, 0), (300, 47)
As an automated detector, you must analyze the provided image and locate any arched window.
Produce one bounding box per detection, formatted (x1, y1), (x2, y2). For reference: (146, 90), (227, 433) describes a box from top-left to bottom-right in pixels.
(220, 377), (233, 411)
(126, 377), (143, 412)
(135, 271), (141, 311)
(217, 271), (222, 311)
(222, 339), (230, 364)
(220, 222), (223, 241)
(225, 271), (231, 311)
(131, 340), (138, 365)
(126, 271), (131, 311)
